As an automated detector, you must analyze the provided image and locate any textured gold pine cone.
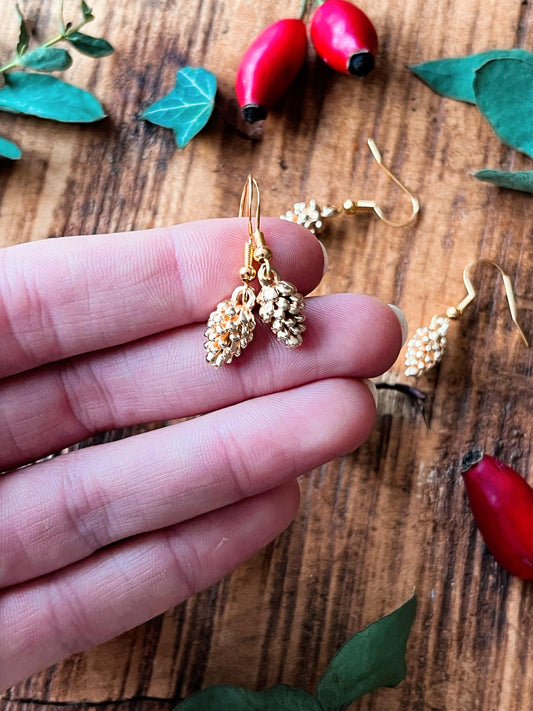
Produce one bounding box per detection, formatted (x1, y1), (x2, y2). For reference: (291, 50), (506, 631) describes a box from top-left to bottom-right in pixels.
(404, 315), (449, 377)
(280, 200), (339, 235)
(257, 279), (306, 348)
(204, 296), (256, 367)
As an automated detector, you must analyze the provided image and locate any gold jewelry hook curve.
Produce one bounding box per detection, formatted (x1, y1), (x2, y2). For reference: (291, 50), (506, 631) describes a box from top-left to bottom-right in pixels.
(366, 138), (420, 228)
(239, 174), (261, 237)
(453, 259), (529, 346)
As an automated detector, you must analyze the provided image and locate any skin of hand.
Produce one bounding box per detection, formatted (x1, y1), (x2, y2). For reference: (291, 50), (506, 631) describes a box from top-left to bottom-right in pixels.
(0, 217), (405, 689)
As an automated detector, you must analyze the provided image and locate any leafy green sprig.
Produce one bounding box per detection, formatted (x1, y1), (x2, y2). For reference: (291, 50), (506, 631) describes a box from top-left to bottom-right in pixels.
(176, 595), (417, 711)
(410, 50), (533, 194)
(0, 1), (114, 160)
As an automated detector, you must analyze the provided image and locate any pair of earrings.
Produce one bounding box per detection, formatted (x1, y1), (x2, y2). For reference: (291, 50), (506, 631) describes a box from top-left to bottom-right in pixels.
(278, 143), (528, 380)
(403, 259), (529, 379)
(204, 176), (306, 368)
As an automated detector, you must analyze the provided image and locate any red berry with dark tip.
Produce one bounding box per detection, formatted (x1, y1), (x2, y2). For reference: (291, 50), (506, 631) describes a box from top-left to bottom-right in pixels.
(235, 19), (308, 124)
(310, 0), (378, 77)
(461, 450), (533, 580)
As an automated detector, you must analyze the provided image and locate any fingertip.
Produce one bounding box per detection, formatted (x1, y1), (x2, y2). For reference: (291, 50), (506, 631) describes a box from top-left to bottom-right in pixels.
(321, 294), (404, 375)
(263, 479), (300, 535)
(219, 482), (301, 556)
(387, 304), (409, 347)
(319, 240), (329, 277)
(294, 378), (377, 459)
(363, 378), (379, 409)
(258, 218), (326, 293)
(344, 378), (379, 452)
(279, 478), (301, 522)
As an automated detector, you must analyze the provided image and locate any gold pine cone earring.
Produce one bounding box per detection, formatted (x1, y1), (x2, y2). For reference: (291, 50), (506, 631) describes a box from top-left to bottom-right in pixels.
(404, 259), (529, 379)
(204, 175), (306, 367)
(280, 139), (420, 236)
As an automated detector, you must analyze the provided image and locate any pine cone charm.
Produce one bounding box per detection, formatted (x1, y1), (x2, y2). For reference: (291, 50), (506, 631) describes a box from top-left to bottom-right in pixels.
(280, 200), (339, 235)
(404, 315), (449, 377)
(204, 286), (256, 367)
(257, 271), (306, 348)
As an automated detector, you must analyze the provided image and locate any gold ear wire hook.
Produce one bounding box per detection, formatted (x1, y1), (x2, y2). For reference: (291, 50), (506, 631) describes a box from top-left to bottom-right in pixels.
(344, 139), (420, 227)
(239, 174), (273, 270)
(238, 175), (273, 281)
(447, 259), (529, 346)
(238, 175), (262, 282)
(239, 174), (261, 237)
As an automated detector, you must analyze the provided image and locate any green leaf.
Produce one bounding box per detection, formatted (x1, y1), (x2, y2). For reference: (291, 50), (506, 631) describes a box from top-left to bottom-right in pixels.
(16, 4), (30, 57)
(316, 594), (417, 711)
(409, 49), (533, 103)
(0, 135), (22, 159)
(80, 0), (95, 22)
(0, 73), (105, 122)
(473, 58), (533, 158)
(20, 47), (73, 72)
(176, 684), (321, 711)
(474, 169), (533, 193)
(67, 31), (114, 57)
(141, 66), (216, 149)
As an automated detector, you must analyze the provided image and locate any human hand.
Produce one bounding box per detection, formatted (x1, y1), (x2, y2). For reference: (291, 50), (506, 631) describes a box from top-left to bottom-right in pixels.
(0, 218), (405, 688)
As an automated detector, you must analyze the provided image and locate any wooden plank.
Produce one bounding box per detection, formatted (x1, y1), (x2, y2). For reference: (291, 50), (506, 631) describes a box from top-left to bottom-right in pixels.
(1, 0), (532, 708)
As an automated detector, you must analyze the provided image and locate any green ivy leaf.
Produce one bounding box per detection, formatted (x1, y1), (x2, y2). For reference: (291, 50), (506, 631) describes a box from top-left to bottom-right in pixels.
(20, 47), (73, 72)
(474, 169), (533, 193)
(176, 684), (321, 710)
(0, 73), (105, 122)
(409, 49), (533, 103)
(316, 594), (417, 711)
(68, 31), (114, 57)
(473, 58), (533, 158)
(141, 66), (216, 149)
(15, 4), (30, 57)
(0, 135), (22, 159)
(81, 0), (95, 22)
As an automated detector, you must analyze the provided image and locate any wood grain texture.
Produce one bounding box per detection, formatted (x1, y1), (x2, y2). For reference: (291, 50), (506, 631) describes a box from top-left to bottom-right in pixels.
(1, 0), (533, 708)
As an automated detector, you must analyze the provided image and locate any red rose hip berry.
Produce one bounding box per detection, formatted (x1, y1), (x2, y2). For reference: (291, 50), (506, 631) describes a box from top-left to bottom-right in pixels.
(310, 0), (378, 77)
(235, 18), (308, 124)
(461, 449), (533, 580)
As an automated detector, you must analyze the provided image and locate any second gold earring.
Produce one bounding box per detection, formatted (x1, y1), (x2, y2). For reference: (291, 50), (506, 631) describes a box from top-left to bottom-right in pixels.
(404, 259), (528, 378)
(280, 139), (420, 235)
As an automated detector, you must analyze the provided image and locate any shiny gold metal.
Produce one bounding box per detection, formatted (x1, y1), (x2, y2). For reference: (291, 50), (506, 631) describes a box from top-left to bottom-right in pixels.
(280, 139), (420, 234)
(239, 265), (256, 282)
(240, 239), (256, 282)
(204, 176), (261, 367)
(238, 174), (306, 348)
(257, 265), (306, 349)
(237, 175), (261, 283)
(204, 285), (256, 368)
(205, 174), (307, 365)
(239, 174), (261, 237)
(362, 139), (420, 228)
(451, 260), (528, 346)
(404, 259), (529, 378)
(254, 245), (273, 262)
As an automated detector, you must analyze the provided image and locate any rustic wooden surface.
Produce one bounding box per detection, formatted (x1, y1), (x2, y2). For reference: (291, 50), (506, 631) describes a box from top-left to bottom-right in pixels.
(1, 0), (533, 709)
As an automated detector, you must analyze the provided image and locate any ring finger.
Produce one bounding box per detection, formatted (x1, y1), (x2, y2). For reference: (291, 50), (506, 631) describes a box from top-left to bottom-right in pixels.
(0, 377), (376, 588)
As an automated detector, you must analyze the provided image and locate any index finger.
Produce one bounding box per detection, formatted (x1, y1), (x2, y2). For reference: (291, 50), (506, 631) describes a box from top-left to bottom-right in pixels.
(0, 218), (324, 378)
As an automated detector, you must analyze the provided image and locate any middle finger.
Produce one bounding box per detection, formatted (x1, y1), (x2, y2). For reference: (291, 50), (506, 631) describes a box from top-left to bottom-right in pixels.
(0, 293), (402, 469)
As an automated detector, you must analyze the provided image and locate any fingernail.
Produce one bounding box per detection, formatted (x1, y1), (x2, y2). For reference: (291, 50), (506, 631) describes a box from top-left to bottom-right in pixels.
(319, 240), (329, 277)
(363, 378), (379, 409)
(388, 304), (409, 347)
